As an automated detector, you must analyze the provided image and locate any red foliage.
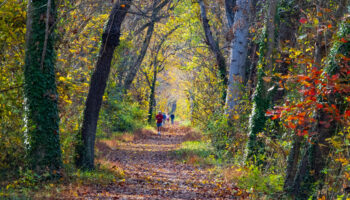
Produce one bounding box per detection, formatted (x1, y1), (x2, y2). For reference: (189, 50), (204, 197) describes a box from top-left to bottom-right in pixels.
(299, 17), (308, 24)
(267, 58), (349, 137)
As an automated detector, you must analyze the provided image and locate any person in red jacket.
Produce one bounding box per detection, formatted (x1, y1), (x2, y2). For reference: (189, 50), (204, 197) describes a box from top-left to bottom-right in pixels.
(156, 111), (164, 135)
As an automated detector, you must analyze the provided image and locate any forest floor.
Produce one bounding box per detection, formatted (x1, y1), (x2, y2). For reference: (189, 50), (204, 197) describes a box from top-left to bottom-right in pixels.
(60, 125), (240, 199)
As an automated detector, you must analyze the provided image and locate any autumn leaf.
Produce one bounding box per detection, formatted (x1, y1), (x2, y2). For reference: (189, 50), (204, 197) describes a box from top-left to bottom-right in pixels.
(262, 77), (272, 82)
(316, 104), (323, 109)
(340, 38), (348, 43)
(345, 110), (350, 118)
(299, 17), (307, 24)
(271, 115), (279, 120)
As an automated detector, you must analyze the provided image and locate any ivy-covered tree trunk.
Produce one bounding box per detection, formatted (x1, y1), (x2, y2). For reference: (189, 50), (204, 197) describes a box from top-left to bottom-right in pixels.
(76, 1), (131, 170)
(225, 0), (252, 118)
(246, 69), (271, 163)
(246, 0), (279, 163)
(24, 0), (61, 173)
(292, 17), (350, 199)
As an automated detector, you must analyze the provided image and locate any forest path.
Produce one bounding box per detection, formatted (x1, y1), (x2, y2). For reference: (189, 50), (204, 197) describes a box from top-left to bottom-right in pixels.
(83, 125), (236, 199)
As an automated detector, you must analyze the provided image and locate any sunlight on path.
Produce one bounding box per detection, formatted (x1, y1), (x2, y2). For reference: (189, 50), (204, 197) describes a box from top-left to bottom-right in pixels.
(79, 125), (235, 199)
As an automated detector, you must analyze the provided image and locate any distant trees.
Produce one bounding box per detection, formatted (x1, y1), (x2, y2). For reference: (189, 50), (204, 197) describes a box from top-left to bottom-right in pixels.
(24, 0), (61, 173)
(146, 27), (178, 123)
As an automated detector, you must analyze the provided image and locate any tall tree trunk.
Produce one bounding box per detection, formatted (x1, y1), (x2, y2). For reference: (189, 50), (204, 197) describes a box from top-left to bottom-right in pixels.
(225, 0), (253, 118)
(246, 0), (279, 163)
(198, 0), (228, 103)
(75, 1), (131, 170)
(24, 0), (61, 173)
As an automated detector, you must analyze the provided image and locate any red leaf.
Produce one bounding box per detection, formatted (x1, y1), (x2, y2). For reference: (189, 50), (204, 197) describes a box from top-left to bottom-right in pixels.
(266, 111), (273, 116)
(297, 112), (306, 117)
(331, 104), (337, 110)
(345, 110), (350, 117)
(316, 104), (323, 109)
(340, 38), (348, 43)
(299, 17), (307, 24)
(288, 122), (296, 129)
(309, 88), (316, 96)
(330, 74), (340, 81)
(271, 115), (279, 120)
(302, 130), (308, 136)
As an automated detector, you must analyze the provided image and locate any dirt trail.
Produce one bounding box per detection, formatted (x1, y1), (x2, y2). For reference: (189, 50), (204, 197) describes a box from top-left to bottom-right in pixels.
(77, 125), (236, 199)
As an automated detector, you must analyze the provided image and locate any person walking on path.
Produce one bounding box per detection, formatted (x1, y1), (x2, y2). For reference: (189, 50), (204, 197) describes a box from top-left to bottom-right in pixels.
(170, 113), (175, 124)
(156, 111), (164, 135)
(162, 113), (167, 125)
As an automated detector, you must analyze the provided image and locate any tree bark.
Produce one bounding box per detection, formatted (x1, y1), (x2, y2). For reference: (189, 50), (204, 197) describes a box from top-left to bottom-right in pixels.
(148, 66), (157, 123)
(225, 0), (253, 118)
(76, 1), (131, 170)
(266, 0), (277, 69)
(198, 0), (228, 103)
(24, 0), (61, 173)
(283, 134), (303, 192)
(225, 0), (236, 28)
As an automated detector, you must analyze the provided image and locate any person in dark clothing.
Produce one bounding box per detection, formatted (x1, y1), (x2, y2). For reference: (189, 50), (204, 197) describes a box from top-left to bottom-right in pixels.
(170, 113), (175, 124)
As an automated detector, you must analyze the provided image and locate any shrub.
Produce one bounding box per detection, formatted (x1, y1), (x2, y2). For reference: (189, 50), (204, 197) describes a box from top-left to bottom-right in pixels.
(98, 100), (147, 138)
(175, 140), (218, 166)
(226, 164), (284, 197)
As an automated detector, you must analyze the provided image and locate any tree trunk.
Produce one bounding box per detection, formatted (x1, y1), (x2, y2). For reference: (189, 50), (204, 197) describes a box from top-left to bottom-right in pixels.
(148, 66), (157, 123)
(284, 134), (303, 192)
(24, 0), (61, 173)
(198, 0), (228, 103)
(225, 0), (253, 118)
(266, 0), (277, 69)
(225, 0), (236, 28)
(124, 22), (155, 91)
(75, 1), (131, 170)
(246, 0), (279, 163)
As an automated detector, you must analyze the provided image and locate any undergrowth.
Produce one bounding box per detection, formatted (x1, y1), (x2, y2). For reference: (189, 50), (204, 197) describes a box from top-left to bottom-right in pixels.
(174, 140), (220, 166)
(0, 158), (124, 199)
